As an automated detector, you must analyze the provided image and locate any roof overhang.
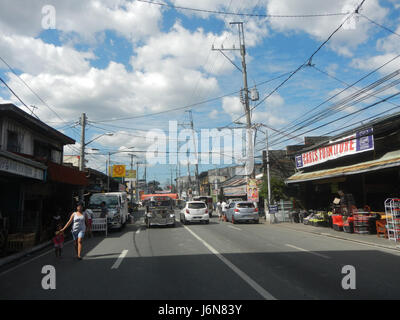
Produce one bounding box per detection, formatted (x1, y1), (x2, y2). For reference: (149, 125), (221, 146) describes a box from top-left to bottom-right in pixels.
(0, 103), (75, 145)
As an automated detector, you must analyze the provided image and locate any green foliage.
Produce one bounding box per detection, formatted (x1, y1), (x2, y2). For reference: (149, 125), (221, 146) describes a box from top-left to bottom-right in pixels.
(259, 175), (288, 204)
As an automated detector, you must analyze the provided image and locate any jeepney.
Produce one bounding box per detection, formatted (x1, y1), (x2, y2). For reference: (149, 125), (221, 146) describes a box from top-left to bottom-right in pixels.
(144, 196), (176, 228)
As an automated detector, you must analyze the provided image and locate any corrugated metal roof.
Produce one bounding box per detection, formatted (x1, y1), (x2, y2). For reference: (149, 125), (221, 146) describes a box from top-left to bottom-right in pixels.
(286, 150), (400, 184)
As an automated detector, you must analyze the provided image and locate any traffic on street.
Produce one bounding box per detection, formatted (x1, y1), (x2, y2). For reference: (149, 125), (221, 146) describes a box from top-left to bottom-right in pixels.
(1, 0), (400, 306)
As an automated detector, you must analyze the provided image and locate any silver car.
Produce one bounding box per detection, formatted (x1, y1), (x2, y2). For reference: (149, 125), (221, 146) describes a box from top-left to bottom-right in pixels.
(226, 201), (259, 224)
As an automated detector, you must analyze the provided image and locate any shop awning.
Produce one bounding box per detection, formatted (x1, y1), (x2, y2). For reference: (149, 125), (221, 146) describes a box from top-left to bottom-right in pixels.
(47, 161), (88, 186)
(286, 150), (400, 184)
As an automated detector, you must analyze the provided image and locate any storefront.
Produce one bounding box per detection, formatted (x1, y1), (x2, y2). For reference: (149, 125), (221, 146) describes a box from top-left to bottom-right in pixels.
(285, 112), (400, 235)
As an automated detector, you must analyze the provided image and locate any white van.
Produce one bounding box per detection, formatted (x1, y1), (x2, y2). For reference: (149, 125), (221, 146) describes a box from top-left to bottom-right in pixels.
(88, 192), (129, 230)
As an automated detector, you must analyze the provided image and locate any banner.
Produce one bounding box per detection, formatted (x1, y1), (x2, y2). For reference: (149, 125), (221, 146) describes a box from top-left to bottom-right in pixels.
(295, 128), (374, 169)
(112, 165), (126, 177)
(126, 169), (136, 178)
(247, 179), (259, 202)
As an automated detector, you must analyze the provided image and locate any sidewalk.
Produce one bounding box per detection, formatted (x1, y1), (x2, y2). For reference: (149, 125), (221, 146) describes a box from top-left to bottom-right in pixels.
(268, 220), (400, 251)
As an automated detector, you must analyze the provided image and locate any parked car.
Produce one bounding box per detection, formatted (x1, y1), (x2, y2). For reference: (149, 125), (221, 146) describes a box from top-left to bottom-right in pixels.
(180, 201), (209, 224)
(226, 201), (259, 224)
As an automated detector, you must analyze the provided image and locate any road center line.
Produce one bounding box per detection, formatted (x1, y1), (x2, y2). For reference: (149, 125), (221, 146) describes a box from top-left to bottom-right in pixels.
(285, 244), (331, 259)
(227, 225), (242, 231)
(111, 249), (128, 269)
(183, 225), (276, 300)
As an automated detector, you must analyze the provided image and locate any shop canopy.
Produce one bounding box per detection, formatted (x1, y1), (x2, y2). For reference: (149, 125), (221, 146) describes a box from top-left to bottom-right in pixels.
(141, 193), (178, 200)
(286, 150), (400, 184)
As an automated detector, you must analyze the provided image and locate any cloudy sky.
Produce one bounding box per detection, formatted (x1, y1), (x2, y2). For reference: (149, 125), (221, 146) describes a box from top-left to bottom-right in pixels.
(0, 0), (399, 184)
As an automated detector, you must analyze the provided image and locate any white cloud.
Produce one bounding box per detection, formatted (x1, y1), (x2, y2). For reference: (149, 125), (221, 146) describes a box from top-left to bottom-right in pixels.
(265, 0), (388, 57)
(208, 109), (219, 119)
(0, 0), (163, 42)
(0, 31), (95, 76)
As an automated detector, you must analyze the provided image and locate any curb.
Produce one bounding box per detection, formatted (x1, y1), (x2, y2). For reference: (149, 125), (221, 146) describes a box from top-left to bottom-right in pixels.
(274, 223), (400, 252)
(0, 241), (52, 268)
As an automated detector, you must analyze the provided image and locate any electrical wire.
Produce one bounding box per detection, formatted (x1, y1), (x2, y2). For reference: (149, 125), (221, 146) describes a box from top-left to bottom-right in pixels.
(226, 1), (364, 128)
(136, 0), (349, 18)
(268, 53), (400, 142)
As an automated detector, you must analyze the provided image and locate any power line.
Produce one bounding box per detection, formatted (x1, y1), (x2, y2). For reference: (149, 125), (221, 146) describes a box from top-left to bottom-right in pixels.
(360, 13), (400, 38)
(226, 1), (365, 128)
(269, 91), (400, 148)
(89, 70), (294, 123)
(0, 76), (40, 118)
(136, 0), (349, 18)
(268, 53), (400, 142)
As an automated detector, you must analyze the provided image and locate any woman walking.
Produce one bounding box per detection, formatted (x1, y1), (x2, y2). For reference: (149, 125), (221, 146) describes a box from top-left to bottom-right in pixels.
(59, 203), (88, 260)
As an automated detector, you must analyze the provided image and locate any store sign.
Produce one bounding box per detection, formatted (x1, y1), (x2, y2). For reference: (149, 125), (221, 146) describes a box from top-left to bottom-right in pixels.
(247, 179), (259, 202)
(126, 169), (136, 178)
(268, 205), (278, 214)
(112, 165), (126, 177)
(0, 156), (44, 180)
(295, 128), (374, 169)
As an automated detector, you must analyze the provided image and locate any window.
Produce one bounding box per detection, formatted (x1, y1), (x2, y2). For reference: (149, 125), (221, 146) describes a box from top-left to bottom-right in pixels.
(188, 203), (206, 209)
(34, 140), (50, 160)
(7, 130), (20, 152)
(236, 202), (255, 208)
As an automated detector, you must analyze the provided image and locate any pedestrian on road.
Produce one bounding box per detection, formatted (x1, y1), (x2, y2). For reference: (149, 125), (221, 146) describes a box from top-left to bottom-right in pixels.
(51, 208), (62, 234)
(100, 201), (108, 218)
(59, 203), (88, 260)
(221, 200), (228, 221)
(85, 208), (93, 238)
(53, 225), (64, 258)
(216, 201), (222, 221)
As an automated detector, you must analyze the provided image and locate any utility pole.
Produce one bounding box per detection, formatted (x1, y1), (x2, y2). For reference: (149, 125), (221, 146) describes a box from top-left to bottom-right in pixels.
(213, 22), (254, 180)
(136, 162), (139, 202)
(187, 110), (201, 195)
(130, 154), (134, 205)
(107, 152), (111, 192)
(79, 113), (86, 202)
(79, 113), (86, 171)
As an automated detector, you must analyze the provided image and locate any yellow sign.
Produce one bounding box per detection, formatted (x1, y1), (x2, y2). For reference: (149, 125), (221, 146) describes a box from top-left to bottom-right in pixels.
(126, 169), (136, 179)
(112, 165), (126, 177)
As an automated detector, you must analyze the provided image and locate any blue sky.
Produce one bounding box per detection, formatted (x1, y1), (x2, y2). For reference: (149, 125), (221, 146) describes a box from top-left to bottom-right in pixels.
(0, 0), (400, 186)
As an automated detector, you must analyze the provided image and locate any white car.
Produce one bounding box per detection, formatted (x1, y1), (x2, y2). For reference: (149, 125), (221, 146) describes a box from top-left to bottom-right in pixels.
(180, 201), (209, 225)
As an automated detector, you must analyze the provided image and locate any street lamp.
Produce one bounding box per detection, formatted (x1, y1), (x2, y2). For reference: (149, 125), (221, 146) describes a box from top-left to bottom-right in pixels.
(80, 132), (113, 171)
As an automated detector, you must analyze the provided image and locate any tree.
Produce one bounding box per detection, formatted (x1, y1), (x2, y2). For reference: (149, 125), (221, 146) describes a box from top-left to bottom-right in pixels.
(259, 175), (288, 204)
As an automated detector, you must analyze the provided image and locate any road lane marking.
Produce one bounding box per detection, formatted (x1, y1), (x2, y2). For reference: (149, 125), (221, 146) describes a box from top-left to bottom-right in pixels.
(228, 225), (242, 231)
(183, 225), (276, 300)
(111, 249), (128, 269)
(285, 244), (331, 259)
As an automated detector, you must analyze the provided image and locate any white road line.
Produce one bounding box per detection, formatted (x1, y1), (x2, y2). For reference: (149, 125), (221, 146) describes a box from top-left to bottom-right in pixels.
(183, 225), (276, 300)
(227, 225), (242, 231)
(111, 249), (128, 269)
(285, 244), (331, 259)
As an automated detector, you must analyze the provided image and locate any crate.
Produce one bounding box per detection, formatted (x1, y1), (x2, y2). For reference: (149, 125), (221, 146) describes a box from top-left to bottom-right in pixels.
(7, 233), (36, 252)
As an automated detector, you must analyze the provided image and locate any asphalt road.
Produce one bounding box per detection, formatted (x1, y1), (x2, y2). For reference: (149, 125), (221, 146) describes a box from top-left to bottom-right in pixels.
(1, 209), (400, 300)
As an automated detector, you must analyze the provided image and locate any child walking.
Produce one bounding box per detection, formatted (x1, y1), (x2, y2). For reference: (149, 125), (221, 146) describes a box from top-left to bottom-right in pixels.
(53, 225), (64, 258)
